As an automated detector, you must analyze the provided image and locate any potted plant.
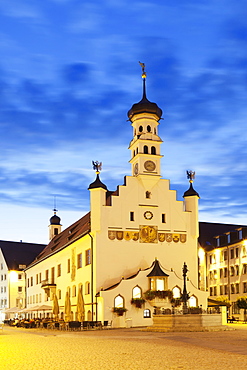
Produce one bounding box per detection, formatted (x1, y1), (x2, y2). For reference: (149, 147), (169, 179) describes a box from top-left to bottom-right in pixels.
(112, 307), (127, 316)
(131, 298), (146, 308)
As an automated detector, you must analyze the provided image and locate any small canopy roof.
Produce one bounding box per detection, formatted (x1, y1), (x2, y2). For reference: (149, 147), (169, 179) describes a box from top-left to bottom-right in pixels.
(146, 259), (169, 277)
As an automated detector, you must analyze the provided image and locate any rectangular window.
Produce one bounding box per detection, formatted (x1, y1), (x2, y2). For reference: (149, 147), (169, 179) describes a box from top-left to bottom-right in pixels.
(18, 286), (22, 293)
(236, 248), (239, 258)
(77, 253), (82, 269)
(0, 263), (3, 270)
(224, 285), (228, 295)
(130, 211), (134, 221)
(231, 284), (235, 294)
(85, 249), (91, 266)
(27, 278), (29, 288)
(210, 287), (213, 296)
(220, 269), (223, 278)
(161, 214), (166, 223)
(18, 274), (22, 280)
(243, 282), (247, 293)
(243, 264), (247, 274)
(220, 285), (223, 295)
(57, 264), (61, 277)
(224, 250), (228, 261)
(51, 267), (55, 283)
(45, 270), (49, 281)
(67, 259), (70, 273)
(230, 249), (234, 259)
(224, 268), (228, 278)
(209, 255), (212, 264)
(36, 274), (39, 285)
(236, 265), (239, 276)
(236, 283), (240, 294)
(39, 273), (42, 283)
(30, 277), (33, 286)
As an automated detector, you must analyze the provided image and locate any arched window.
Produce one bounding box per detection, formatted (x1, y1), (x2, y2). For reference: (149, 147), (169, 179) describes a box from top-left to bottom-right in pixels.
(57, 290), (61, 300)
(188, 295), (197, 307)
(139, 126), (143, 132)
(172, 286), (181, 299)
(144, 145), (148, 154)
(114, 294), (124, 308)
(132, 286), (142, 299)
(85, 281), (90, 295)
(147, 125), (151, 132)
(151, 146), (156, 155)
(136, 148), (138, 154)
(143, 309), (151, 318)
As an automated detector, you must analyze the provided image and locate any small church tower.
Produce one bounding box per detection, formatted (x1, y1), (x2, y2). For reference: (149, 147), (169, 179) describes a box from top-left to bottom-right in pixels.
(49, 209), (62, 240)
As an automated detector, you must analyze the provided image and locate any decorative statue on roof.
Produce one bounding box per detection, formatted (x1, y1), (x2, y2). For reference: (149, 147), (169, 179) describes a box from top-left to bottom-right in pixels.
(92, 161), (102, 173)
(186, 170), (195, 182)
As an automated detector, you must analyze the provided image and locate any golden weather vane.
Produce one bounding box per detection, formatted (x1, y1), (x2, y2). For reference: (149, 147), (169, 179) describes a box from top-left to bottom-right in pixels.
(139, 61), (146, 78)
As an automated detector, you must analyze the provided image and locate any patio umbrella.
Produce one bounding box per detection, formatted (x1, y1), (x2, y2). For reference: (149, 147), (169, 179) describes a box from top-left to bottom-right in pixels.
(2, 307), (20, 313)
(52, 294), (60, 320)
(64, 291), (71, 322)
(77, 286), (85, 322)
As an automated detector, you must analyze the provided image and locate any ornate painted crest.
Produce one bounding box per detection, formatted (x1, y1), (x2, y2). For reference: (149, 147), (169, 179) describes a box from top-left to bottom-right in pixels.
(173, 234), (180, 243)
(124, 231), (131, 241)
(180, 234), (187, 243)
(166, 233), (173, 242)
(116, 231), (123, 240)
(158, 233), (166, 242)
(108, 231), (116, 240)
(140, 226), (158, 243)
(132, 232), (139, 241)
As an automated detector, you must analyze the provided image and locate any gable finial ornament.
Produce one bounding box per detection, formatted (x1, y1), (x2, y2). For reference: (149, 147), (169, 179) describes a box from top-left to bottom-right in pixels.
(92, 160), (102, 174)
(186, 170), (195, 183)
(139, 61), (146, 79)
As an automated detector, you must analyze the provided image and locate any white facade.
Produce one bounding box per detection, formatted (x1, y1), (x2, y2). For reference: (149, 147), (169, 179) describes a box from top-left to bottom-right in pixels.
(25, 73), (208, 326)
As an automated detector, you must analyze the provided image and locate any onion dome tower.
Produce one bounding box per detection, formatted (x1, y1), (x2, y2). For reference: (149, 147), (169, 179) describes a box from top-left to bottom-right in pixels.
(88, 161), (107, 232)
(128, 62), (163, 179)
(183, 171), (199, 239)
(49, 208), (62, 241)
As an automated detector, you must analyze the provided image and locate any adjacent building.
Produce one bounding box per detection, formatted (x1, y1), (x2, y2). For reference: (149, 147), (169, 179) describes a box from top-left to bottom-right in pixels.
(0, 240), (46, 321)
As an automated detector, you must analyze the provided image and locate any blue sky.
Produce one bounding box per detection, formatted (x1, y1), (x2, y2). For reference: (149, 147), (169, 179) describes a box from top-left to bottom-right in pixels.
(0, 0), (247, 243)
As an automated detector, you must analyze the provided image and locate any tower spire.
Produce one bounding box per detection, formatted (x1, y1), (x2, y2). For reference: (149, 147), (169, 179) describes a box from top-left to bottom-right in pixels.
(139, 61), (147, 100)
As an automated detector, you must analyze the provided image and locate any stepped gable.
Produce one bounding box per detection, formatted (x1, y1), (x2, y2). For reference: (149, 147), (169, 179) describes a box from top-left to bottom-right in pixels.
(27, 212), (90, 268)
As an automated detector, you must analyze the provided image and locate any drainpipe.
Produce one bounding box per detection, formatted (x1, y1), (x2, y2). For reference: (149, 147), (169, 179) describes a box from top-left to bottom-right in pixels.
(88, 233), (94, 322)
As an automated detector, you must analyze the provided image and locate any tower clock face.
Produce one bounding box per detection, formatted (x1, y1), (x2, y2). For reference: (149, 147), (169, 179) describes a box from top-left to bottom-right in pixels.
(144, 160), (156, 172)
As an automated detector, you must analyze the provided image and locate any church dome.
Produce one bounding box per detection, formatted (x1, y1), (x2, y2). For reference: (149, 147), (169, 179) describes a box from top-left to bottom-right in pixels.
(183, 183), (200, 198)
(50, 214), (61, 225)
(127, 78), (162, 121)
(88, 173), (107, 190)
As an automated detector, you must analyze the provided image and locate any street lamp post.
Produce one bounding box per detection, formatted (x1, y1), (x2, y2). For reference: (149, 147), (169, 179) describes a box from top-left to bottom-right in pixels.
(181, 262), (189, 314)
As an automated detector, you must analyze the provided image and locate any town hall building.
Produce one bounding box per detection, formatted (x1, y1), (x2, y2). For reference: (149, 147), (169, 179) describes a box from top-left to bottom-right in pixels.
(24, 67), (208, 327)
